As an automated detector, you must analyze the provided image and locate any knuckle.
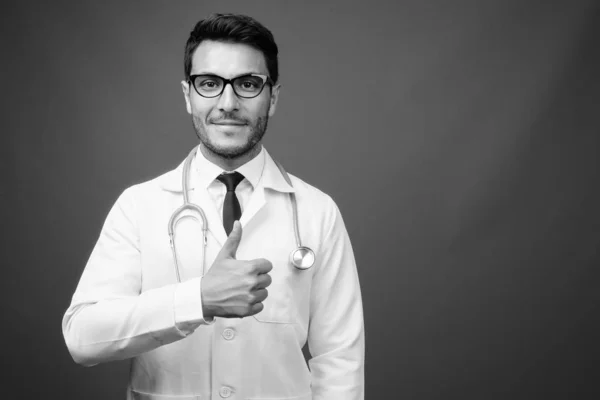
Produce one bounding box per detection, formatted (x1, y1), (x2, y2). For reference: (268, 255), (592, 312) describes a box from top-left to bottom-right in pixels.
(248, 260), (261, 273)
(255, 258), (272, 270)
(247, 276), (259, 289)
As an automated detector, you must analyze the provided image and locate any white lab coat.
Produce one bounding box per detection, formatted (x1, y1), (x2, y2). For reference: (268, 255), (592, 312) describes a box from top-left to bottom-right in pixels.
(62, 148), (365, 400)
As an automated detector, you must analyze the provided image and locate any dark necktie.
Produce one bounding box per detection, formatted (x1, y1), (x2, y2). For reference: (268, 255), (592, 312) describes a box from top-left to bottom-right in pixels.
(216, 172), (245, 235)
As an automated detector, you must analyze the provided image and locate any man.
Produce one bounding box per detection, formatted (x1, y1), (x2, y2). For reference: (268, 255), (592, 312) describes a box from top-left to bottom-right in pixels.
(63, 13), (364, 400)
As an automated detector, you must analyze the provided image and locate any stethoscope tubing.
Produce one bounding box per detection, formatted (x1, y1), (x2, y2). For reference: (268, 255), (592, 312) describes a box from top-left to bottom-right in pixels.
(168, 146), (314, 283)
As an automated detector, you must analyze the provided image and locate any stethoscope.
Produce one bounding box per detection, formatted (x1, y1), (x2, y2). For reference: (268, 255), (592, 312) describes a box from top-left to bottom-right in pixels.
(168, 146), (315, 282)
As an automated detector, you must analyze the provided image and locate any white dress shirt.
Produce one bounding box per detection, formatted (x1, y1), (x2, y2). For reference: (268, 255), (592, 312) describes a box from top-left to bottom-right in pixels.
(200, 146), (266, 218)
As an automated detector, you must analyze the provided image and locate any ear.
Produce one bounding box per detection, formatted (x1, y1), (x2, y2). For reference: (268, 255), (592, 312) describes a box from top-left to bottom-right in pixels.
(181, 80), (192, 114)
(267, 83), (281, 118)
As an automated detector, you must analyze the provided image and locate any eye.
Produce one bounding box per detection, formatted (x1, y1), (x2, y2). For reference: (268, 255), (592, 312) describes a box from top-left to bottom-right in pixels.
(199, 79), (221, 89)
(235, 76), (264, 93)
(241, 80), (259, 89)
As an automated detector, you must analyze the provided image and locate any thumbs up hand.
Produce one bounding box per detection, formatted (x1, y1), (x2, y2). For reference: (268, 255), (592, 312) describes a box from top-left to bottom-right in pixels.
(201, 221), (273, 319)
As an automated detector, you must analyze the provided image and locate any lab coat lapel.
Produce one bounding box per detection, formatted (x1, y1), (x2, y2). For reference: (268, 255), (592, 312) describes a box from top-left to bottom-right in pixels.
(239, 149), (296, 228)
(239, 183), (265, 229)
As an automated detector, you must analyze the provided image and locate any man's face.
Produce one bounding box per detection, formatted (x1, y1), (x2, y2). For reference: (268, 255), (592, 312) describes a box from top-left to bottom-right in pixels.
(182, 40), (280, 160)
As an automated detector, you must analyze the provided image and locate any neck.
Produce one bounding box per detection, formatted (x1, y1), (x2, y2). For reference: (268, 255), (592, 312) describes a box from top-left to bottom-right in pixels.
(199, 143), (262, 171)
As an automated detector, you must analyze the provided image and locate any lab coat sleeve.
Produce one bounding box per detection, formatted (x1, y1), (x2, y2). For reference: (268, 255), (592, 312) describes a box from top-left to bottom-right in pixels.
(307, 196), (365, 400)
(62, 186), (212, 367)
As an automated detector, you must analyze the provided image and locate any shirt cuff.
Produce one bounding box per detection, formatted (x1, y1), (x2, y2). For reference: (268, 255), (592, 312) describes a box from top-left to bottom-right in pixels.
(173, 276), (215, 336)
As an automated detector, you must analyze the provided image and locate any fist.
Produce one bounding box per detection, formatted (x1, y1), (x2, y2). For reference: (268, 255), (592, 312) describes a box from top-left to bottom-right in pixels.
(201, 221), (273, 319)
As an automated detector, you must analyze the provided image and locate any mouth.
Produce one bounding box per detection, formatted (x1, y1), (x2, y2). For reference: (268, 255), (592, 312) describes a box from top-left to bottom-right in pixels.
(211, 120), (247, 126)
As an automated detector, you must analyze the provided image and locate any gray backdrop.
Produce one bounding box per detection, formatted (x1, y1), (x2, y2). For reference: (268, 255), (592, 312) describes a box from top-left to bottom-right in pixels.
(3, 0), (600, 399)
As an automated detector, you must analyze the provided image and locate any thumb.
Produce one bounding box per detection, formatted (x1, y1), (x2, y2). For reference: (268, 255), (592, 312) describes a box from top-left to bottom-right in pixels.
(216, 221), (242, 260)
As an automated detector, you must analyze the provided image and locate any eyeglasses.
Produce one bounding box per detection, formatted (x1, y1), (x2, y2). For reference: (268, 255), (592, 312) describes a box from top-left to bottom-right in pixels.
(188, 73), (273, 99)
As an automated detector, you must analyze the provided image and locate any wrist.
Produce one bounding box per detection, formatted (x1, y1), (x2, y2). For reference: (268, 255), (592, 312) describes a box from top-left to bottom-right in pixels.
(200, 276), (216, 319)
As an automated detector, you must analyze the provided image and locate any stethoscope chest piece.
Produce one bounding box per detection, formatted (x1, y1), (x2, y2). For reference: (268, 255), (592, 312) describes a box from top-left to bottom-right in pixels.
(290, 246), (315, 270)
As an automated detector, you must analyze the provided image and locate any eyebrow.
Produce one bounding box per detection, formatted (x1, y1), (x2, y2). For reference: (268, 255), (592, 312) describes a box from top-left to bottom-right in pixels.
(190, 71), (265, 78)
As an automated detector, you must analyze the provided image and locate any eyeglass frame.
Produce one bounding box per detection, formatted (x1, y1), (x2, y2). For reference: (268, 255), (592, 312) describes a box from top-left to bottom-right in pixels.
(188, 73), (274, 99)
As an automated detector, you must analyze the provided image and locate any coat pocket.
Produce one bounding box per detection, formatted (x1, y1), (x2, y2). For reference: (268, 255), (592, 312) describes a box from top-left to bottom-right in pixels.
(251, 257), (296, 324)
(246, 393), (311, 400)
(129, 388), (203, 399)
(251, 289), (294, 324)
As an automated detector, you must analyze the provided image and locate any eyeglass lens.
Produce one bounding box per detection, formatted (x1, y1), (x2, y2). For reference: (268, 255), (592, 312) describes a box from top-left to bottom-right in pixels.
(193, 75), (266, 98)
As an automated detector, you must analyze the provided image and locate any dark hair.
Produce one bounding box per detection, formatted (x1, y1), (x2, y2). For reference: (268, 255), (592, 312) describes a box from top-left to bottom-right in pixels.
(184, 13), (279, 83)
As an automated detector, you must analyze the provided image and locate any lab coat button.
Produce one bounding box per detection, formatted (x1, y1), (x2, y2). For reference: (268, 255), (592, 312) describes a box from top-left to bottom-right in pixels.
(219, 386), (232, 398)
(222, 328), (235, 340)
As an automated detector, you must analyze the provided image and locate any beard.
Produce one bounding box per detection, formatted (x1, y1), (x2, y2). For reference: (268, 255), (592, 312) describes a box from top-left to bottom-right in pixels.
(192, 110), (270, 160)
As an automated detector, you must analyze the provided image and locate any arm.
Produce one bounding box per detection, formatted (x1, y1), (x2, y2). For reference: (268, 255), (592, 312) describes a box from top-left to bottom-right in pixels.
(61, 187), (213, 367)
(307, 196), (365, 400)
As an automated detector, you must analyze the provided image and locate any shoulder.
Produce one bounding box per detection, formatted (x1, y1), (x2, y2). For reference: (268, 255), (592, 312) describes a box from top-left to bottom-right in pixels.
(263, 149), (337, 213)
(115, 161), (182, 205)
(284, 172), (353, 255)
(286, 172), (342, 225)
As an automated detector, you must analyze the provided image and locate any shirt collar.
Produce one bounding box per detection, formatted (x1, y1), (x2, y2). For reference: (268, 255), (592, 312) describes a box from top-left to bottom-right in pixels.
(193, 146), (265, 190)
(157, 145), (295, 193)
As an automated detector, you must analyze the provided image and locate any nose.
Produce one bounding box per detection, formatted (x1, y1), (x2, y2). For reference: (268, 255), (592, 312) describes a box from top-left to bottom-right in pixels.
(217, 83), (240, 112)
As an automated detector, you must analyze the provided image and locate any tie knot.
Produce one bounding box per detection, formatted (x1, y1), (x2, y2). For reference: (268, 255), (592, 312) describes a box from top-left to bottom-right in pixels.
(217, 172), (245, 192)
